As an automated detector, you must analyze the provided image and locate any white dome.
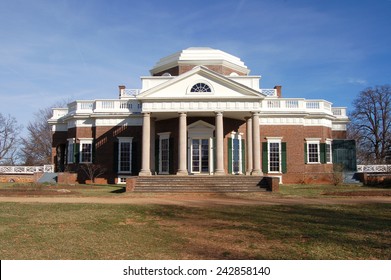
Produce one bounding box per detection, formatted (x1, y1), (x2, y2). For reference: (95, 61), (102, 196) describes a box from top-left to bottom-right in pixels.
(150, 47), (250, 75)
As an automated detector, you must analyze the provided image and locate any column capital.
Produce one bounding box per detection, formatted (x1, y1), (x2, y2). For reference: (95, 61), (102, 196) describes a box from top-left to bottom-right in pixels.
(214, 111), (224, 115)
(251, 111), (261, 116)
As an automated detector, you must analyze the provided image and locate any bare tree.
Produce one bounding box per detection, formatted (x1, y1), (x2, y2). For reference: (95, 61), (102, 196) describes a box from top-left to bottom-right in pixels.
(20, 101), (68, 165)
(349, 85), (391, 164)
(79, 163), (107, 184)
(0, 113), (22, 165)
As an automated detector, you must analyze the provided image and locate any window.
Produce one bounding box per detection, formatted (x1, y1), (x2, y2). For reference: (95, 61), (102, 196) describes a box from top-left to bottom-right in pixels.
(306, 139), (320, 164)
(190, 83), (211, 92)
(262, 137), (286, 174)
(325, 140), (332, 164)
(118, 137), (133, 173)
(228, 132), (243, 174)
(158, 133), (170, 174)
(269, 141), (281, 172)
(67, 139), (75, 163)
(80, 139), (93, 163)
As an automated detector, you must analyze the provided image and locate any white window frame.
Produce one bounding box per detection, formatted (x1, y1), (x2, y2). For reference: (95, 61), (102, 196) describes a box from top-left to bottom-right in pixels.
(230, 132), (243, 175)
(158, 132), (171, 174)
(117, 176), (131, 185)
(67, 138), (75, 164)
(118, 137), (133, 174)
(187, 80), (214, 95)
(267, 137), (282, 173)
(326, 139), (332, 164)
(79, 138), (93, 164)
(306, 138), (321, 164)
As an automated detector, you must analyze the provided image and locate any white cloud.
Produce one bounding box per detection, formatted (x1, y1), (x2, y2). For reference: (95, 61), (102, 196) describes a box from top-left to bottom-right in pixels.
(347, 78), (368, 85)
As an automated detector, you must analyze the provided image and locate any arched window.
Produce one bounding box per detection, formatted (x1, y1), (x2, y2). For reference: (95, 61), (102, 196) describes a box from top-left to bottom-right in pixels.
(190, 83), (211, 93)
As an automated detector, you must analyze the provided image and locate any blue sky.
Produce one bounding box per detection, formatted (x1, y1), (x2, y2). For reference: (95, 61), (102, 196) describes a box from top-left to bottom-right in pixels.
(1, 0), (390, 130)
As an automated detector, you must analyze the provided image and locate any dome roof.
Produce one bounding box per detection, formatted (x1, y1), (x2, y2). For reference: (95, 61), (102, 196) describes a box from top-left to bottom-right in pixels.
(150, 47), (250, 76)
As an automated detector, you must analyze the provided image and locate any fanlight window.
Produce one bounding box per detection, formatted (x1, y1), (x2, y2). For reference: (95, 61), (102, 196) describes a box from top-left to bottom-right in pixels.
(190, 83), (211, 93)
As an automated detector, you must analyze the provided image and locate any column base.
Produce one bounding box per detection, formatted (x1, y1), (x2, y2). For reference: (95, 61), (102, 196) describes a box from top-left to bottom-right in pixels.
(251, 170), (263, 176)
(214, 170), (226, 176)
(139, 170), (152, 176)
(176, 170), (188, 176)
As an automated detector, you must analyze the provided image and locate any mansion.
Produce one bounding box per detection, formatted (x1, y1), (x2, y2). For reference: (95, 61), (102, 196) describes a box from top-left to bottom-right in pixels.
(49, 47), (352, 184)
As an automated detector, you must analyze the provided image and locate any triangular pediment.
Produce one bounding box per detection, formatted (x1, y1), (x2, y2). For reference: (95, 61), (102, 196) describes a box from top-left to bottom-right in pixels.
(137, 66), (265, 100)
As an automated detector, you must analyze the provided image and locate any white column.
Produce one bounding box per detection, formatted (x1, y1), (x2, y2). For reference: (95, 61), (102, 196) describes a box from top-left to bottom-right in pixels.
(150, 117), (156, 175)
(246, 117), (253, 175)
(139, 112), (152, 176)
(251, 112), (263, 175)
(238, 132), (243, 175)
(215, 111), (225, 175)
(177, 112), (188, 175)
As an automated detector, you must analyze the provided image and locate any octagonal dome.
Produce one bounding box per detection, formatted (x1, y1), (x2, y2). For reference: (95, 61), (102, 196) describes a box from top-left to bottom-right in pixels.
(150, 47), (250, 76)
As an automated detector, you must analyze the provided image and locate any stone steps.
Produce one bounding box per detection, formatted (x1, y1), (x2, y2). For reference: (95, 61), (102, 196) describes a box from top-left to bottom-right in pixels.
(132, 175), (268, 192)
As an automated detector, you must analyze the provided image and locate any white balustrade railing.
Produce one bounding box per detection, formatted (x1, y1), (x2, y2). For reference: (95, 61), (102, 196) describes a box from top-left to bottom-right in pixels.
(357, 165), (391, 173)
(262, 99), (333, 113)
(332, 107), (347, 117)
(120, 88), (141, 98)
(57, 96), (346, 118)
(261, 89), (277, 97)
(0, 165), (54, 174)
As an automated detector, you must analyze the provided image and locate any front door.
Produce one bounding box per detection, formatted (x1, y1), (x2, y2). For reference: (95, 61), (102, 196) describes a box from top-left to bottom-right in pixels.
(191, 139), (209, 173)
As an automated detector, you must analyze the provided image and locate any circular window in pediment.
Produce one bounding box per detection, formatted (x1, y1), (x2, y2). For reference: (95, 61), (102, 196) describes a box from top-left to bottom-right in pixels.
(190, 83), (211, 93)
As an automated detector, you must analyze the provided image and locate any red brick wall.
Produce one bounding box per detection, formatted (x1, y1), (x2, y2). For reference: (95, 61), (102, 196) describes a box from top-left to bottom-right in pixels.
(154, 65), (247, 76)
(179, 65), (247, 76)
(51, 118), (343, 184)
(332, 130), (347, 139)
(154, 66), (179, 76)
(52, 125), (142, 184)
(260, 125), (335, 184)
(51, 131), (68, 165)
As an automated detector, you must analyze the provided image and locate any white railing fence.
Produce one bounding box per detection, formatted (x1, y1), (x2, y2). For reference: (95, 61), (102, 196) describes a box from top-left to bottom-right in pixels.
(356, 165), (391, 173)
(0, 165), (54, 174)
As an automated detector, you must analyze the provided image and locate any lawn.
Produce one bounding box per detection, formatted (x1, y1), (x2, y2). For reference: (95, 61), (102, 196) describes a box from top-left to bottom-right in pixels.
(0, 202), (390, 259)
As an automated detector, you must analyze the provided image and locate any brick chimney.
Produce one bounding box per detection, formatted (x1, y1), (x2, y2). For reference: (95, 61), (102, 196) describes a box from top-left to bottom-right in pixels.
(274, 85), (282, 98)
(119, 85), (126, 98)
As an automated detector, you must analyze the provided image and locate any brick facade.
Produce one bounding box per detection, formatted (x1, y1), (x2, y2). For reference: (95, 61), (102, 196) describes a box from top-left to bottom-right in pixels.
(49, 47), (351, 185)
(51, 118), (345, 184)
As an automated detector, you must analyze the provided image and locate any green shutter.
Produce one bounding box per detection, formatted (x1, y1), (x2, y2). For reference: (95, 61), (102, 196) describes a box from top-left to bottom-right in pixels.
(131, 141), (138, 175)
(320, 143), (326, 164)
(155, 139), (159, 174)
(213, 138), (216, 173)
(92, 140), (96, 163)
(169, 138), (174, 174)
(262, 142), (268, 173)
(304, 143), (307, 164)
(281, 142), (287, 173)
(241, 139), (246, 174)
(113, 142), (118, 173)
(74, 143), (80, 164)
(228, 138), (232, 174)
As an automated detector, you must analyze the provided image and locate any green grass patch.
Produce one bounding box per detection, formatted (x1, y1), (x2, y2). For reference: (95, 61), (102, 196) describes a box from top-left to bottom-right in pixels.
(278, 184), (390, 197)
(0, 202), (389, 260)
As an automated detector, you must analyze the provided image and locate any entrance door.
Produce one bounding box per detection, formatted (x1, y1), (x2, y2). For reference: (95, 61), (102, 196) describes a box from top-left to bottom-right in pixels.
(191, 139), (209, 173)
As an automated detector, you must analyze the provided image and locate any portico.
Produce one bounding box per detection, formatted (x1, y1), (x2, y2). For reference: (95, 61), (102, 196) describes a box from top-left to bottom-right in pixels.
(138, 109), (263, 176)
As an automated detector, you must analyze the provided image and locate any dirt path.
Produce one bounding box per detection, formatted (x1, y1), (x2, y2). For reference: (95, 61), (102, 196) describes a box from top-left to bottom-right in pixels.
(0, 194), (390, 207)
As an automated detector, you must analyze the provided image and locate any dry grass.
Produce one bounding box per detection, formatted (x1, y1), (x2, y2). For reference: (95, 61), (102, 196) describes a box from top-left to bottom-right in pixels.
(0, 202), (390, 260)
